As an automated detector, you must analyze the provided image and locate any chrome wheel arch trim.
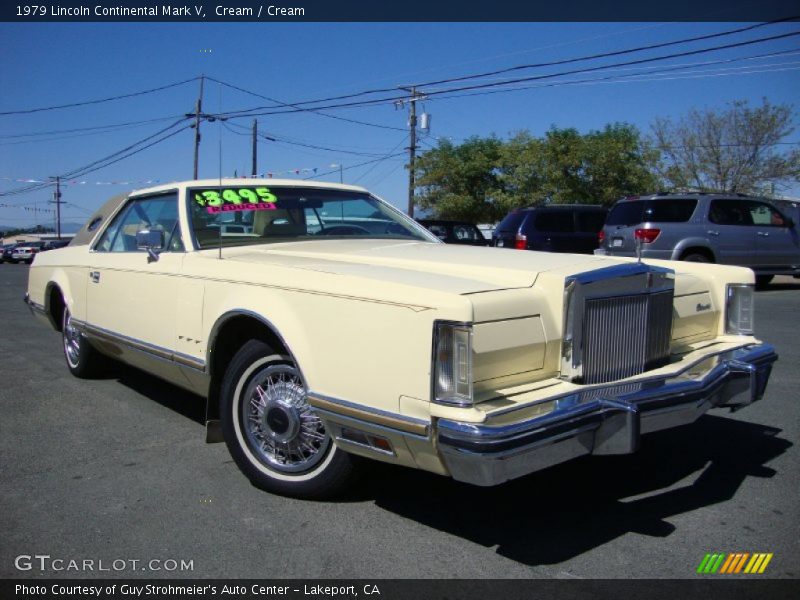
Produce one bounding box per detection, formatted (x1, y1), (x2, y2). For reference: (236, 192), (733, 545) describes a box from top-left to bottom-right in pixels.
(206, 309), (307, 384)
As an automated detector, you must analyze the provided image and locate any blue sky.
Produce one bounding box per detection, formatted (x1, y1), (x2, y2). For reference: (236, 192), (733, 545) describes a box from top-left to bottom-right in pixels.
(1, 21), (799, 229)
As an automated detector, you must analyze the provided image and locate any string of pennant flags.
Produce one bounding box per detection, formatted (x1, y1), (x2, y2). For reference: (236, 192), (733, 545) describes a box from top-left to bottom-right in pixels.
(0, 177), (165, 186)
(222, 163), (346, 178)
(0, 202), (54, 213)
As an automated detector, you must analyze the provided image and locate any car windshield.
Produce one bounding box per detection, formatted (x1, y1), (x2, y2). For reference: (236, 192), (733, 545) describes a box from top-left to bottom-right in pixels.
(189, 185), (431, 249)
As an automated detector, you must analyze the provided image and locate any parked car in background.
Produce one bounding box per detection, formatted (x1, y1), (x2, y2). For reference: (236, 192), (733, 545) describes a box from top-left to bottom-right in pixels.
(418, 219), (490, 246)
(25, 179), (777, 498)
(42, 239), (71, 251)
(2, 243), (30, 263)
(10, 241), (45, 264)
(492, 204), (608, 254)
(1, 244), (16, 263)
(596, 193), (800, 287)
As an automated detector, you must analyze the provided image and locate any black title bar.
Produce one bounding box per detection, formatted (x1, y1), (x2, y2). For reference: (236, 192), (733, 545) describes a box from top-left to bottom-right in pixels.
(3, 1), (800, 22)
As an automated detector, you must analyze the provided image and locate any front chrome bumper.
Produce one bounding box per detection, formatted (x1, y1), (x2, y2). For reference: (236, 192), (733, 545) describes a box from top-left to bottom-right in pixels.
(437, 343), (778, 486)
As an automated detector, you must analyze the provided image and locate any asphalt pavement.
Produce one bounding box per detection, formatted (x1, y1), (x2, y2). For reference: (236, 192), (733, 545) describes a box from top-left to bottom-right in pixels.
(1, 263), (798, 579)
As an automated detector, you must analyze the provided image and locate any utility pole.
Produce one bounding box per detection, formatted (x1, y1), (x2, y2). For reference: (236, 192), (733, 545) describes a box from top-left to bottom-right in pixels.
(192, 75), (205, 179)
(49, 176), (62, 239)
(400, 86), (423, 217)
(251, 119), (258, 177)
(339, 163), (343, 184)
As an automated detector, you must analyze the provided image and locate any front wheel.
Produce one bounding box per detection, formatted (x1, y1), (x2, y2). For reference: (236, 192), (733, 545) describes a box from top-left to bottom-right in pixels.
(220, 339), (356, 498)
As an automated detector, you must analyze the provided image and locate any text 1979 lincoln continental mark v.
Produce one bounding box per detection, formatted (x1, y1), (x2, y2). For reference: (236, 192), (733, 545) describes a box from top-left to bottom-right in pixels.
(25, 179), (778, 498)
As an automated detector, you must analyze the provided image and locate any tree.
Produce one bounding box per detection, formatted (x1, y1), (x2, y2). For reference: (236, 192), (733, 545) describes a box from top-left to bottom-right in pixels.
(414, 136), (505, 222)
(415, 124), (658, 222)
(651, 98), (800, 195)
(579, 124), (660, 205)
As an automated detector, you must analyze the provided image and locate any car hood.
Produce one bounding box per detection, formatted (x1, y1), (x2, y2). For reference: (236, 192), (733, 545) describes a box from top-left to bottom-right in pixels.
(207, 239), (618, 294)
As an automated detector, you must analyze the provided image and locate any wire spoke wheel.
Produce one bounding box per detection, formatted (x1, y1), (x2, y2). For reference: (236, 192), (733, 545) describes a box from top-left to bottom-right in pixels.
(222, 340), (355, 497)
(240, 364), (330, 474)
(63, 309), (82, 368)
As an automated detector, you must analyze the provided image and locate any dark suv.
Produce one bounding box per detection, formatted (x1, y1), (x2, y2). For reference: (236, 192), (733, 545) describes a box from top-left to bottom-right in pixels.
(492, 204), (608, 254)
(418, 219), (490, 246)
(597, 193), (800, 285)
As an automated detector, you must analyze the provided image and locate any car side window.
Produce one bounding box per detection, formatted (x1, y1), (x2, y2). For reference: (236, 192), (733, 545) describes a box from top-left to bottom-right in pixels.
(426, 224), (449, 240)
(744, 201), (786, 227)
(94, 193), (183, 252)
(534, 211), (574, 233)
(576, 211), (607, 233)
(453, 225), (480, 241)
(708, 200), (754, 226)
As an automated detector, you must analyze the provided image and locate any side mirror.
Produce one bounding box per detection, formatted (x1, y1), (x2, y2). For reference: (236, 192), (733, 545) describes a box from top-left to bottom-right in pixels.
(785, 217), (795, 229)
(136, 229), (164, 263)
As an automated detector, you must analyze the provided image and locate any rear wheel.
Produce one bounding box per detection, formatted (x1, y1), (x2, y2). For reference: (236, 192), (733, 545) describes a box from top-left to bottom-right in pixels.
(62, 306), (104, 378)
(220, 339), (356, 498)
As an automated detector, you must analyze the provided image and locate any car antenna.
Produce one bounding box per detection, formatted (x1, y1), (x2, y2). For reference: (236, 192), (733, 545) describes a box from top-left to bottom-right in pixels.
(217, 82), (223, 260)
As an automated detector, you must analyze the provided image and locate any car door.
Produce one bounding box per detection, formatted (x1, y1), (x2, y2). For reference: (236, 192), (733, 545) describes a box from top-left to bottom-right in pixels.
(85, 191), (185, 365)
(707, 199), (759, 267)
(742, 200), (800, 268)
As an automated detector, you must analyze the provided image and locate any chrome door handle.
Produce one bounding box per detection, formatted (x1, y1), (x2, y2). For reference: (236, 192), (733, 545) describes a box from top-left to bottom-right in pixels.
(90, 271), (100, 283)
(757, 232), (770, 237)
(707, 230), (719, 236)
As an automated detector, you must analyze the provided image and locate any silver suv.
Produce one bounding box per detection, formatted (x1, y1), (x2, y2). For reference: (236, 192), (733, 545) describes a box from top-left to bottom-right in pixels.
(596, 193), (800, 286)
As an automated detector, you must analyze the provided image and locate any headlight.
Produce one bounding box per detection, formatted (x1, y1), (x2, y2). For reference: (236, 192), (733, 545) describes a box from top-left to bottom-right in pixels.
(726, 284), (755, 335)
(432, 321), (473, 406)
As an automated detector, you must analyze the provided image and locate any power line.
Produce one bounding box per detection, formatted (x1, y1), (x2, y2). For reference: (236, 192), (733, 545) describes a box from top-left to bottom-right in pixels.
(416, 30), (800, 100)
(0, 114), (188, 146)
(224, 121), (399, 157)
(0, 119), (191, 199)
(209, 30), (800, 121)
(0, 77), (199, 116)
(61, 119), (190, 180)
(215, 19), (800, 114)
(402, 18), (800, 91)
(447, 47), (800, 85)
(353, 135), (410, 184)
(303, 153), (406, 181)
(426, 52), (800, 103)
(205, 76), (406, 132)
(0, 114), (187, 140)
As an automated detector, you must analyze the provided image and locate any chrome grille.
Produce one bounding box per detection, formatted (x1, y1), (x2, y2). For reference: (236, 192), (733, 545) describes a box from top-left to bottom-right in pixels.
(581, 290), (673, 384)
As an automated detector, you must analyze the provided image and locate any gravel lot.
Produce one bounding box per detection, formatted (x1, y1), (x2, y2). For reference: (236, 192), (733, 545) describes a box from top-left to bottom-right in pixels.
(1, 264), (798, 579)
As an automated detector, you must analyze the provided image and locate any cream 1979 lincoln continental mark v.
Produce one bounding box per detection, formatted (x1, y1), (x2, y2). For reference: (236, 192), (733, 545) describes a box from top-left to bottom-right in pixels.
(26, 179), (778, 498)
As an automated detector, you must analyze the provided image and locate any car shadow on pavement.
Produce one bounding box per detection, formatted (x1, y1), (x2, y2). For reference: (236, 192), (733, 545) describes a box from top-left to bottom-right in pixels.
(111, 362), (207, 425)
(362, 415), (791, 566)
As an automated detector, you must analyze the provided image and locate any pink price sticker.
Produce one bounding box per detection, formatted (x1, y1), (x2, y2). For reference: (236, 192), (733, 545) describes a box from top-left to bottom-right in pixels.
(206, 202), (277, 214)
